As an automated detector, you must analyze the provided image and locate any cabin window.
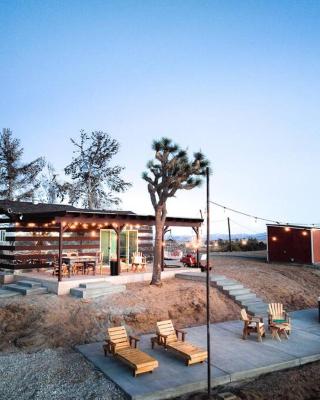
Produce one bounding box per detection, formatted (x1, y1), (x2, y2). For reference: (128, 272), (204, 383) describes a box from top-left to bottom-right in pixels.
(0, 230), (6, 242)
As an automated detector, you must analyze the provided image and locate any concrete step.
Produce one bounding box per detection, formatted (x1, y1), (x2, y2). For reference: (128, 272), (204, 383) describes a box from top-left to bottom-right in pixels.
(222, 284), (244, 291)
(175, 273), (205, 282)
(70, 284), (126, 299)
(240, 297), (265, 306)
(234, 293), (257, 301)
(228, 288), (251, 296)
(79, 281), (112, 289)
(16, 280), (42, 288)
(2, 284), (47, 296)
(247, 304), (269, 314)
(211, 275), (227, 281)
(213, 279), (238, 287)
(0, 289), (21, 298)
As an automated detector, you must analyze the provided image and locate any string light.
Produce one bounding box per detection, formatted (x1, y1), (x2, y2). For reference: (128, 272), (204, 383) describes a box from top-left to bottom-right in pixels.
(271, 236), (277, 241)
(284, 227), (291, 232)
(210, 201), (319, 227)
(27, 223), (36, 227)
(302, 231), (308, 236)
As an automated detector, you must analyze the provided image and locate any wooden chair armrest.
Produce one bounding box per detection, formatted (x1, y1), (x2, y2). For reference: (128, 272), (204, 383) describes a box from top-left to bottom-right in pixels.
(252, 316), (264, 323)
(175, 328), (187, 341)
(129, 335), (140, 348)
(157, 333), (169, 346)
(108, 341), (116, 355)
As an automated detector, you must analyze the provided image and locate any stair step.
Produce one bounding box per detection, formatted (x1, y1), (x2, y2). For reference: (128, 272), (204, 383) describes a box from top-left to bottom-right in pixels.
(70, 284), (126, 299)
(222, 284), (244, 291)
(211, 275), (227, 281)
(234, 293), (257, 301)
(0, 289), (21, 298)
(79, 281), (113, 289)
(176, 273), (205, 282)
(241, 298), (264, 306)
(2, 284), (47, 296)
(16, 280), (42, 288)
(213, 279), (238, 287)
(228, 288), (251, 296)
(247, 304), (268, 313)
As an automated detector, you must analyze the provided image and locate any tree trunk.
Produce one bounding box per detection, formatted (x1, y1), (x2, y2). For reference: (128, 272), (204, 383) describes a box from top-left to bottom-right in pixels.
(151, 205), (166, 285)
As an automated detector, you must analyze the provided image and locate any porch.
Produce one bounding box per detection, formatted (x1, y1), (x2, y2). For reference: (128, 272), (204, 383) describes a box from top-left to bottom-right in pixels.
(14, 264), (194, 295)
(3, 205), (202, 283)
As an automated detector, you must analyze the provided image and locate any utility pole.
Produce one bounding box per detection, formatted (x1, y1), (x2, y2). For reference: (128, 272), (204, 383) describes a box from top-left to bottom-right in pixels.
(206, 167), (211, 397)
(227, 217), (232, 252)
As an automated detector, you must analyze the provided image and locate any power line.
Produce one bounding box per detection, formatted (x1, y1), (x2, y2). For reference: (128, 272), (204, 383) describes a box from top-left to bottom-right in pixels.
(210, 200), (319, 227)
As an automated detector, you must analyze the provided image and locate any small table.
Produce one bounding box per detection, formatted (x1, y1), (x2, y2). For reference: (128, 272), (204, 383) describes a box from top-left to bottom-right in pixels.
(270, 323), (290, 341)
(62, 256), (97, 277)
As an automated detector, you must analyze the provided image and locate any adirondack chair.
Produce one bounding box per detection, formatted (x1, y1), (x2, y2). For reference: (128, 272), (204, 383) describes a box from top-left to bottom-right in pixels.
(131, 252), (147, 272)
(152, 320), (207, 366)
(268, 303), (291, 334)
(240, 309), (265, 342)
(104, 326), (158, 377)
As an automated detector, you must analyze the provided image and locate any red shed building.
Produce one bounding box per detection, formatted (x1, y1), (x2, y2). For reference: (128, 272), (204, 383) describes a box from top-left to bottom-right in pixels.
(267, 224), (320, 265)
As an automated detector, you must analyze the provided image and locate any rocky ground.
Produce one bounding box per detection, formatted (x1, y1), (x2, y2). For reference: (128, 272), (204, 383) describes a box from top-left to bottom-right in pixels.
(0, 256), (319, 399)
(0, 348), (125, 400)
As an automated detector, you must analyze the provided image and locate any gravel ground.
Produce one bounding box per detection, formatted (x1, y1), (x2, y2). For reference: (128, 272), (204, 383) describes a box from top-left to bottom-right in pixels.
(0, 348), (125, 400)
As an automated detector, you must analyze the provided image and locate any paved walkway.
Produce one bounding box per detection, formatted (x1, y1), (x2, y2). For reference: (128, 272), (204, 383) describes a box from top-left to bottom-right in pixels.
(77, 308), (320, 400)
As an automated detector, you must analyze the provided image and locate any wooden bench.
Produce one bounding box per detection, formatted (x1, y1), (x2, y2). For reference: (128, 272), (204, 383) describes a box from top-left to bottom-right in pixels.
(152, 320), (207, 366)
(104, 326), (158, 377)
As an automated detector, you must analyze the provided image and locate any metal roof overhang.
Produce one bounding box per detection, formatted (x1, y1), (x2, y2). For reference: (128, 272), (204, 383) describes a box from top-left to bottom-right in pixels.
(10, 210), (203, 228)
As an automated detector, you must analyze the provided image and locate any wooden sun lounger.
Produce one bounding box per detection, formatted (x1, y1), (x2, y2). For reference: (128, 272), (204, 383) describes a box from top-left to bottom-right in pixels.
(104, 326), (158, 377)
(152, 320), (207, 366)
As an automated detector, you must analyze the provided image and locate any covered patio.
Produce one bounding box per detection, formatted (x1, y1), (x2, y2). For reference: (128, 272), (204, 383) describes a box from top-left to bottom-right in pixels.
(0, 200), (203, 284)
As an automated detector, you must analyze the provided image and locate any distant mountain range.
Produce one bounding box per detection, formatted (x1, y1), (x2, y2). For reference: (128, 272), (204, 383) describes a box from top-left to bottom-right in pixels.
(172, 233), (267, 242)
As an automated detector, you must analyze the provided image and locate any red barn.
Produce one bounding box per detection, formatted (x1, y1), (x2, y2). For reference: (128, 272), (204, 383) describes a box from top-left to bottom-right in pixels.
(267, 224), (320, 265)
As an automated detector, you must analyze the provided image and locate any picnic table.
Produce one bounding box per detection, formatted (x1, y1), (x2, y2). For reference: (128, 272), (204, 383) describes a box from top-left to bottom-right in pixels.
(62, 255), (97, 277)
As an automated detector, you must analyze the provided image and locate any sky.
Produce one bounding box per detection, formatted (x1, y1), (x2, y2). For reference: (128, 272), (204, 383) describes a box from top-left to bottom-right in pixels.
(1, 0), (320, 236)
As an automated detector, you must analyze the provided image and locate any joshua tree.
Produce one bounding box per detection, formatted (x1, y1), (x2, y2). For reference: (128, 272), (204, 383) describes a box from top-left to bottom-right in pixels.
(62, 130), (131, 209)
(143, 137), (209, 285)
(0, 128), (45, 201)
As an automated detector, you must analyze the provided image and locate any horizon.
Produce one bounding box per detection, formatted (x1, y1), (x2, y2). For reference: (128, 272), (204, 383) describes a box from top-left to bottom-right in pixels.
(1, 1), (320, 235)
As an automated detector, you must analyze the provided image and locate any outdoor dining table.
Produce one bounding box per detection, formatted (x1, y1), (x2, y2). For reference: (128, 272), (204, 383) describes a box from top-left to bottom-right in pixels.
(62, 256), (97, 277)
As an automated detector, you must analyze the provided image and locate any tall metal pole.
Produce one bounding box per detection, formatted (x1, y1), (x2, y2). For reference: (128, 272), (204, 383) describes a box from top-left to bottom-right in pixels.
(227, 217), (232, 252)
(58, 223), (63, 282)
(206, 166), (211, 397)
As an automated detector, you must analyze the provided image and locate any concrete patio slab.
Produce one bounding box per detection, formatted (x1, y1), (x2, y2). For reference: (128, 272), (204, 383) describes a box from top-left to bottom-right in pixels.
(76, 308), (320, 400)
(77, 341), (229, 400)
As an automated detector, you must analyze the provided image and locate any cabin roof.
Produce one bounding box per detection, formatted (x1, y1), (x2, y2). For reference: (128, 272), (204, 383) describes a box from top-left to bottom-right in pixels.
(0, 200), (203, 227)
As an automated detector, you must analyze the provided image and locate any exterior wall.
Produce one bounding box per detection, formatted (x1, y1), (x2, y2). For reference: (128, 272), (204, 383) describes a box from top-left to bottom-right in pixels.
(312, 229), (320, 264)
(137, 225), (153, 259)
(0, 215), (154, 270)
(267, 225), (312, 265)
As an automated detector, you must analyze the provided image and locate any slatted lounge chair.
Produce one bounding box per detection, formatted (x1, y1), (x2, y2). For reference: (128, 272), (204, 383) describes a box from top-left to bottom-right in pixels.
(152, 320), (207, 366)
(268, 303), (291, 334)
(104, 326), (158, 377)
(240, 309), (265, 342)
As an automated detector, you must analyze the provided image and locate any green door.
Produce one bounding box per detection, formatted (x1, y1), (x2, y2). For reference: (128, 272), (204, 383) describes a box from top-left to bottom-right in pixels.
(100, 229), (138, 265)
(100, 230), (117, 264)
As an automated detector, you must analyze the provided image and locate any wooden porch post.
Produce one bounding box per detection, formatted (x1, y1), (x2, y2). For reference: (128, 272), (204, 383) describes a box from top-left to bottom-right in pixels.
(114, 225), (125, 275)
(58, 223), (63, 282)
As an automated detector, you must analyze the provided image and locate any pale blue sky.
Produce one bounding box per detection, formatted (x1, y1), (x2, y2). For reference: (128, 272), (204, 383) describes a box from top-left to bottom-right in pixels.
(1, 0), (320, 234)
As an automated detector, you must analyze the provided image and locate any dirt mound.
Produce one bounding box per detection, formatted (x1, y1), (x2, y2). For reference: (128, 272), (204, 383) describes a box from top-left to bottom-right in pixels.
(0, 279), (240, 352)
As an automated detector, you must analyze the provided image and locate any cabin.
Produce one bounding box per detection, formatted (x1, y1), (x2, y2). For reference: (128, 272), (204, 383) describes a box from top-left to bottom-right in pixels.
(267, 224), (320, 265)
(0, 200), (202, 282)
